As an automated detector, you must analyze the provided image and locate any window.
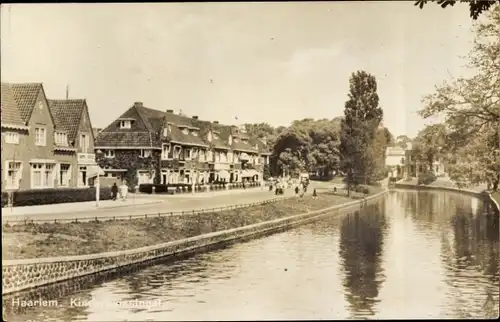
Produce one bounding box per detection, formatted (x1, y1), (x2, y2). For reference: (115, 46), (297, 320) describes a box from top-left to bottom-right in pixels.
(5, 132), (19, 144)
(104, 150), (115, 158)
(163, 127), (169, 137)
(79, 133), (89, 153)
(162, 144), (171, 159)
(181, 128), (189, 135)
(5, 161), (22, 189)
(78, 166), (87, 187)
(191, 148), (199, 160)
(184, 148), (192, 160)
(140, 149), (152, 158)
(54, 132), (68, 146)
(44, 164), (55, 187)
(35, 127), (46, 146)
(119, 120), (131, 129)
(59, 164), (71, 187)
(173, 146), (182, 159)
(401, 157), (405, 164)
(38, 101), (44, 109)
(213, 133), (219, 140)
(31, 163), (43, 187)
(191, 130), (199, 137)
(199, 149), (206, 162)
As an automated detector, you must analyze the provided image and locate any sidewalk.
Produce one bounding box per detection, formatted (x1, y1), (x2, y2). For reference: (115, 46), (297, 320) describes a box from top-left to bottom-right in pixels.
(2, 198), (162, 216)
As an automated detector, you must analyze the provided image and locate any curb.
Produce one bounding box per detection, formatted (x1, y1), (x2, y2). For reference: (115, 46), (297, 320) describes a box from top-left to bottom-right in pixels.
(2, 200), (164, 218)
(2, 190), (387, 295)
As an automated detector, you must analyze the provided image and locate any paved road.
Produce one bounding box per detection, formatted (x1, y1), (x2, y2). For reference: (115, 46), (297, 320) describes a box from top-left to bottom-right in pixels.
(1, 181), (332, 224)
(2, 189), (294, 224)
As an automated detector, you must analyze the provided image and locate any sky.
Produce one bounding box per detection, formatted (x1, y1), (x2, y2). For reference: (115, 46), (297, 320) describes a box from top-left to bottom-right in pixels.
(1, 2), (478, 138)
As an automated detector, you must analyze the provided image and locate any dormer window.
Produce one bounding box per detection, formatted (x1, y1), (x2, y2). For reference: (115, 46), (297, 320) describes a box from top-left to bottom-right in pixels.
(54, 132), (68, 146)
(181, 127), (189, 135)
(104, 150), (115, 158)
(191, 129), (199, 137)
(140, 149), (152, 158)
(234, 137), (239, 143)
(120, 120), (132, 129)
(207, 131), (213, 142)
(213, 132), (219, 140)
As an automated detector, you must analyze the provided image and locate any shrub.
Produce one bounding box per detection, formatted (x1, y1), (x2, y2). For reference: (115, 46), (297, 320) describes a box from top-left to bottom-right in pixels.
(2, 187), (113, 207)
(354, 184), (371, 195)
(418, 171), (437, 185)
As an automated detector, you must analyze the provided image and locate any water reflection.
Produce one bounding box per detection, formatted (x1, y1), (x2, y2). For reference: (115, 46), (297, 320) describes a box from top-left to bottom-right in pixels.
(339, 202), (388, 318)
(4, 191), (499, 321)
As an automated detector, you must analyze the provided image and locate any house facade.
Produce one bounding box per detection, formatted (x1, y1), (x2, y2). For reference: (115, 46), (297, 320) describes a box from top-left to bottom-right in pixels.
(1, 83), (97, 191)
(95, 102), (272, 187)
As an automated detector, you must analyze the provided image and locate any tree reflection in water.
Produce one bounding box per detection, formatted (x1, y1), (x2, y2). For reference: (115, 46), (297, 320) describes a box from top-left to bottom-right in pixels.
(339, 202), (388, 319)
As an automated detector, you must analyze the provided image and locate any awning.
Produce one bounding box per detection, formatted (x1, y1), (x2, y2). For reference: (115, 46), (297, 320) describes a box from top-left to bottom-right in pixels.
(242, 169), (258, 177)
(239, 153), (250, 161)
(87, 165), (106, 178)
(218, 170), (230, 180)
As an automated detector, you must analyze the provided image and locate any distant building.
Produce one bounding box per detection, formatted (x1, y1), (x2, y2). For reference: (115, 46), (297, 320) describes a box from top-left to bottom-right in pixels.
(385, 146), (406, 178)
(94, 102), (272, 187)
(1, 83), (97, 191)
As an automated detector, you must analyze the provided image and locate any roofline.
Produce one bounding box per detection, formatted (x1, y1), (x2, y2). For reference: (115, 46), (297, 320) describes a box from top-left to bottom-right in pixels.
(1, 123), (29, 130)
(170, 140), (208, 148)
(233, 148), (259, 154)
(95, 146), (162, 150)
(134, 105), (155, 147)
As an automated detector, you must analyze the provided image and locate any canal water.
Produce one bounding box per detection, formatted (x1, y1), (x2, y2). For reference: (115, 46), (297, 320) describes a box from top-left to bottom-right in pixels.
(4, 190), (499, 321)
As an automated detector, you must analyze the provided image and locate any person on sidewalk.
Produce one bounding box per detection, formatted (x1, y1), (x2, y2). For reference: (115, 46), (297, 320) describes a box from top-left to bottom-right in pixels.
(313, 188), (318, 199)
(120, 183), (128, 201)
(295, 185), (299, 196)
(111, 183), (118, 201)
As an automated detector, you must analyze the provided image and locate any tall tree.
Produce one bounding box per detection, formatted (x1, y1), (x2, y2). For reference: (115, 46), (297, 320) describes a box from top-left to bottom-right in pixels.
(339, 71), (384, 193)
(412, 123), (448, 171)
(419, 6), (500, 189)
(415, 0), (499, 20)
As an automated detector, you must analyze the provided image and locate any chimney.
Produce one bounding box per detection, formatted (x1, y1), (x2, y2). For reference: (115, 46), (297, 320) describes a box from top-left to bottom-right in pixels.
(166, 109), (174, 113)
(192, 116), (199, 120)
(213, 120), (219, 124)
(134, 102), (143, 108)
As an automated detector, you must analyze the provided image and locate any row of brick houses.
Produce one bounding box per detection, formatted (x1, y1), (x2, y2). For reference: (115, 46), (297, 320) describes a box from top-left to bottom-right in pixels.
(1, 83), (98, 191)
(94, 102), (272, 187)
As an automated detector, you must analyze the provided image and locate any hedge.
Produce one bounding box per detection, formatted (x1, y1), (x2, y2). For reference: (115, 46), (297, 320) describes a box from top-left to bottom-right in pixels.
(138, 181), (260, 194)
(1, 187), (113, 208)
(417, 171), (437, 185)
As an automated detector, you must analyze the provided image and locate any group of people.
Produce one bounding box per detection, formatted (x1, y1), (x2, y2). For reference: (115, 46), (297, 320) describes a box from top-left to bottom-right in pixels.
(111, 182), (129, 201)
(268, 176), (317, 199)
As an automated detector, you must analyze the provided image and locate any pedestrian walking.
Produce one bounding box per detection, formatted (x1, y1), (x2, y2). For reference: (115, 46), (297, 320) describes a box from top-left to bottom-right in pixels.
(111, 183), (118, 201)
(295, 186), (299, 196)
(313, 188), (318, 199)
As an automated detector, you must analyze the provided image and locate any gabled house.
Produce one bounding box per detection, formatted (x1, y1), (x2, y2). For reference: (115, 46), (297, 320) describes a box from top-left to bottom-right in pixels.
(95, 102), (162, 187)
(1, 82), (97, 190)
(47, 99), (97, 187)
(95, 103), (273, 187)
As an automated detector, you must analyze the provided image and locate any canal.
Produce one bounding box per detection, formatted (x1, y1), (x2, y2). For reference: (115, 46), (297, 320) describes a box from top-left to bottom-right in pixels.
(4, 190), (499, 320)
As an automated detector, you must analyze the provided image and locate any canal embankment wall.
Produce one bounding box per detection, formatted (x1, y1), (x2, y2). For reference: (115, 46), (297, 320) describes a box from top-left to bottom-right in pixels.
(394, 182), (499, 213)
(2, 190), (388, 296)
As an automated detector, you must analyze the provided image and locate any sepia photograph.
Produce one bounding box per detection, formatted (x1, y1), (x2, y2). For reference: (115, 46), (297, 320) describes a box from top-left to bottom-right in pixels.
(1, 1), (499, 321)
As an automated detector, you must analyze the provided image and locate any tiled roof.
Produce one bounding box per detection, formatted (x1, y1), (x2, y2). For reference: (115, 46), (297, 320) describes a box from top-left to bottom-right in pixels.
(48, 99), (85, 143)
(249, 137), (272, 154)
(10, 83), (42, 123)
(232, 139), (259, 153)
(95, 131), (154, 147)
(164, 112), (208, 147)
(1, 83), (24, 126)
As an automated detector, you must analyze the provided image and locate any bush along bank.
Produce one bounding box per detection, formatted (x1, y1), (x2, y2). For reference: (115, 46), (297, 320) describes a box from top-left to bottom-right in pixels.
(138, 181), (262, 194)
(1, 189), (384, 260)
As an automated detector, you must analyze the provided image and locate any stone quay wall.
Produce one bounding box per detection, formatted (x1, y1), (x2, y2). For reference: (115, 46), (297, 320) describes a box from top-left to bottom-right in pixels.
(394, 183), (499, 213)
(2, 190), (388, 295)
